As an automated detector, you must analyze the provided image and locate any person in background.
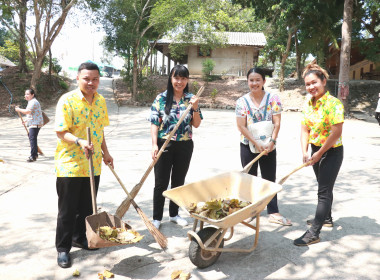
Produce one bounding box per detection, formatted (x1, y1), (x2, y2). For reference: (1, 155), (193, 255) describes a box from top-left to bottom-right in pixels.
(15, 89), (43, 162)
(375, 93), (380, 125)
(148, 64), (202, 230)
(235, 67), (291, 226)
(294, 62), (344, 246)
(54, 62), (113, 268)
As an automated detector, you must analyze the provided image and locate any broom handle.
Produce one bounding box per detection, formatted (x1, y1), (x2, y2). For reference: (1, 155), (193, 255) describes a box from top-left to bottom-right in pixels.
(105, 161), (137, 207)
(87, 127), (97, 215)
(17, 111), (44, 155)
(123, 87), (204, 202)
(17, 111), (29, 135)
(242, 150), (268, 174)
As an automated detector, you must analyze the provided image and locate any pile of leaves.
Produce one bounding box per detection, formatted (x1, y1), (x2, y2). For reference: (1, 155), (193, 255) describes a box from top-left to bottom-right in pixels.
(188, 198), (251, 220)
(97, 226), (143, 244)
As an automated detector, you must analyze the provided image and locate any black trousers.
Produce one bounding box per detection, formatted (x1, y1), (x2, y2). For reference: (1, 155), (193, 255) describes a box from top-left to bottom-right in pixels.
(310, 144), (343, 235)
(55, 176), (100, 253)
(375, 112), (380, 125)
(240, 143), (279, 214)
(153, 139), (193, 221)
(29, 127), (40, 158)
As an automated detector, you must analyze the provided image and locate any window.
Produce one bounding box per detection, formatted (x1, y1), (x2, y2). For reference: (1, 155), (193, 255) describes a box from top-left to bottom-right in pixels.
(197, 46), (211, 57)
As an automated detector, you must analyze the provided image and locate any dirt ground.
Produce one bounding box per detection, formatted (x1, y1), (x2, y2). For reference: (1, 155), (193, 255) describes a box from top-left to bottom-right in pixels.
(1, 67), (378, 119)
(113, 75), (308, 111)
(0, 67), (70, 117)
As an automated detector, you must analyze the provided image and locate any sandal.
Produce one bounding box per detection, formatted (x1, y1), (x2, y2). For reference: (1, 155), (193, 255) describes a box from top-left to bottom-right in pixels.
(268, 214), (292, 226)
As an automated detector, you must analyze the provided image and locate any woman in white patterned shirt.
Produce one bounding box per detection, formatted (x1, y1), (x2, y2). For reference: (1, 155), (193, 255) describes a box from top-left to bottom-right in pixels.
(15, 88), (43, 162)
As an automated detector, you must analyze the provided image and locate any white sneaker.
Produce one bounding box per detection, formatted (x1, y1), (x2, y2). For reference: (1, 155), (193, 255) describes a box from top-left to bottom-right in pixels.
(169, 215), (188, 226)
(152, 220), (161, 229)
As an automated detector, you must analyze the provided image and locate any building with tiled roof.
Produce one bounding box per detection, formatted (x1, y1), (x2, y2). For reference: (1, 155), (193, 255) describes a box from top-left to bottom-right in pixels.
(152, 32), (267, 76)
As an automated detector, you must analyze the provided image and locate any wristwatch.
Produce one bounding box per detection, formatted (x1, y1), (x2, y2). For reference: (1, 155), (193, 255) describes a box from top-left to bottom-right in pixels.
(194, 107), (200, 112)
(75, 137), (83, 146)
(270, 138), (277, 144)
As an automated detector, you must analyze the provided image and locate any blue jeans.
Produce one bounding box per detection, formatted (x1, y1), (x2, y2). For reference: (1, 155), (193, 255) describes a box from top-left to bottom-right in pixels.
(310, 144), (343, 235)
(240, 143), (279, 214)
(29, 127), (40, 158)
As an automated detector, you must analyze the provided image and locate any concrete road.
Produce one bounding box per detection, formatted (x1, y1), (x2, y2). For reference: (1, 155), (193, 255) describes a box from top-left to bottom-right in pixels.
(0, 77), (379, 280)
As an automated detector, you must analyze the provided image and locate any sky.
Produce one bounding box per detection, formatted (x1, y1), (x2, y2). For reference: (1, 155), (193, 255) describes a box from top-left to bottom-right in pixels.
(50, 9), (124, 73)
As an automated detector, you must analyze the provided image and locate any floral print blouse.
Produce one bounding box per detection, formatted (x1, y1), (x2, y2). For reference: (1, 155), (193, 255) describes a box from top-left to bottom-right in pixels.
(55, 89), (109, 177)
(235, 91), (282, 145)
(148, 91), (203, 141)
(26, 98), (43, 126)
(301, 91), (344, 147)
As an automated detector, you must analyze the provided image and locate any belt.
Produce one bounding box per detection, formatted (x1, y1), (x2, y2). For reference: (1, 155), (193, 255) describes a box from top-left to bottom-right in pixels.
(29, 125), (42, 128)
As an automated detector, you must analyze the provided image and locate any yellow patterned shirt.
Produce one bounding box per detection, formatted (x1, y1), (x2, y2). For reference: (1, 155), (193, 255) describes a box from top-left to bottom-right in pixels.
(301, 91), (344, 147)
(54, 89), (109, 177)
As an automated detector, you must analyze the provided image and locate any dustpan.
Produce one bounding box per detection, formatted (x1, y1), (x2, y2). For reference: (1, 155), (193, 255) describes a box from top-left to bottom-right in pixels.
(85, 127), (140, 249)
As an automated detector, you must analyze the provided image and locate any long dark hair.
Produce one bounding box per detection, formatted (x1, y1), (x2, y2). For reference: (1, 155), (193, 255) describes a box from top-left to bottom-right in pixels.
(247, 67), (266, 90)
(165, 65), (190, 115)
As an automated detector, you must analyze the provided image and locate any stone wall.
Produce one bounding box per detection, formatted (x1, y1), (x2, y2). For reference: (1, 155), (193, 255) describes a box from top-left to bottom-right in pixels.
(327, 79), (380, 114)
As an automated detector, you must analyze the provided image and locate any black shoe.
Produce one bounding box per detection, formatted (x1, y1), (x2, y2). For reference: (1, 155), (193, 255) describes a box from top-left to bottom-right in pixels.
(294, 230), (320, 246)
(57, 252), (71, 268)
(72, 239), (98, 250)
(27, 156), (36, 162)
(306, 217), (334, 227)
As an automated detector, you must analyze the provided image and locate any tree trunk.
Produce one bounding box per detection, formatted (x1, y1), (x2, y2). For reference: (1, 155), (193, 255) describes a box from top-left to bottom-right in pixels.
(338, 0), (353, 110)
(295, 33), (301, 80)
(279, 27), (295, 92)
(18, 0), (28, 73)
(132, 52), (138, 101)
(48, 21), (52, 82)
(30, 54), (44, 91)
(48, 47), (53, 81)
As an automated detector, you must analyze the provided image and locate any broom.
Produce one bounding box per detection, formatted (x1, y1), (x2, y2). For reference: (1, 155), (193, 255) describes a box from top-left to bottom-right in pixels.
(17, 111), (44, 155)
(106, 161), (168, 249)
(115, 86), (205, 219)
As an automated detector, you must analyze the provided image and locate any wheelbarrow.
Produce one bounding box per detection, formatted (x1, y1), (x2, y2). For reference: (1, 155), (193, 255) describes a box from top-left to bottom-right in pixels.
(163, 159), (283, 268)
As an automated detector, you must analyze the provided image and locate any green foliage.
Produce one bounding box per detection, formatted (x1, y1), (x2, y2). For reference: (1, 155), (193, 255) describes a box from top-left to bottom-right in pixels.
(0, 27), (9, 47)
(0, 39), (19, 62)
(202, 58), (215, 81)
(152, 0), (265, 60)
(43, 57), (62, 74)
(210, 88), (218, 102)
(191, 81), (200, 93)
(136, 76), (158, 103)
(59, 79), (69, 90)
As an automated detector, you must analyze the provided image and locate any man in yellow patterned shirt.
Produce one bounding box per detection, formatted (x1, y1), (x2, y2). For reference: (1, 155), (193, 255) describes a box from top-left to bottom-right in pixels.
(54, 62), (113, 268)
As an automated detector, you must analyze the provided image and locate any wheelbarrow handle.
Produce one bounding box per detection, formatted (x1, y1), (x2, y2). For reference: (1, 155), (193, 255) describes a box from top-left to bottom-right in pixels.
(241, 150), (268, 174)
(278, 162), (309, 185)
(87, 127), (97, 215)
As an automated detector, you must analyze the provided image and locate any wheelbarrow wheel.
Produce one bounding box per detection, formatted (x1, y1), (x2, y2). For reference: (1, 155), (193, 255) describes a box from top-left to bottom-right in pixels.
(189, 227), (224, 268)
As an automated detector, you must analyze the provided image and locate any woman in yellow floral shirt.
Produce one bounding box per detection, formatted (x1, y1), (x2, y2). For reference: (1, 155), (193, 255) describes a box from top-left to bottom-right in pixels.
(294, 63), (344, 246)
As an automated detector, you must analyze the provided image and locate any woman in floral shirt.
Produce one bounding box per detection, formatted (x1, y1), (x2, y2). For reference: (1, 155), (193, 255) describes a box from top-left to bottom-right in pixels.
(236, 67), (291, 226)
(294, 63), (344, 246)
(148, 65), (202, 229)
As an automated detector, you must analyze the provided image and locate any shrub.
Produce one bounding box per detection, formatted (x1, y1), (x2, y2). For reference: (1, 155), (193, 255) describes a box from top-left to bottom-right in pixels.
(192, 81), (200, 93)
(210, 88), (218, 102)
(59, 79), (69, 90)
(202, 58), (215, 82)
